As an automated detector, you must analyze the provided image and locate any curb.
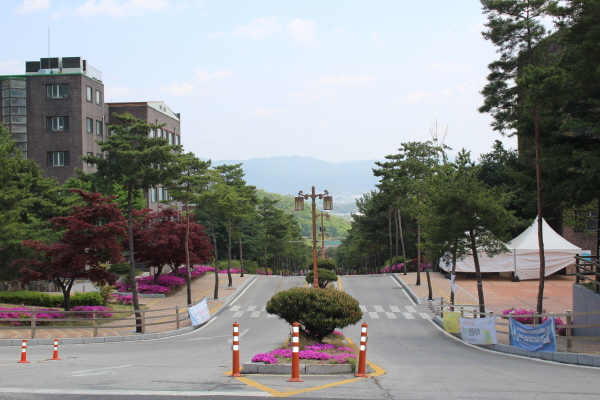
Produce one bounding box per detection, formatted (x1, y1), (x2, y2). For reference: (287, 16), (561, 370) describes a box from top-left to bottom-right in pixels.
(241, 361), (369, 375)
(391, 273), (424, 304)
(431, 315), (600, 367)
(0, 275), (258, 347)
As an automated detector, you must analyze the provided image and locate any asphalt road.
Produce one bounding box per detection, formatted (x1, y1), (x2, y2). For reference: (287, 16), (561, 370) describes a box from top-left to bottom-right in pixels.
(0, 275), (598, 399)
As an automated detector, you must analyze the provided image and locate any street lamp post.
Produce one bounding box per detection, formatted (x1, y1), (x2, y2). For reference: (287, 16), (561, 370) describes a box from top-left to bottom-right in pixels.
(295, 187), (333, 288)
(316, 211), (330, 259)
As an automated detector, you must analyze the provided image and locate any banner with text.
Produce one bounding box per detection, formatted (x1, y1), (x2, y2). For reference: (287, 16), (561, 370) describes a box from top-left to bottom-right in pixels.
(509, 317), (556, 352)
(443, 312), (461, 333)
(189, 297), (211, 326)
(460, 317), (497, 345)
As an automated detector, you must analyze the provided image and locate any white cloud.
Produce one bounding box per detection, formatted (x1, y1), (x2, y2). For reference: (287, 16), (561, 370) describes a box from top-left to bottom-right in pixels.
(74, 0), (169, 17)
(285, 18), (316, 43)
(195, 69), (233, 83)
(402, 90), (432, 104)
(401, 82), (480, 105)
(0, 60), (22, 75)
(161, 82), (194, 97)
(308, 74), (374, 87)
(16, 0), (49, 14)
(231, 17), (281, 40)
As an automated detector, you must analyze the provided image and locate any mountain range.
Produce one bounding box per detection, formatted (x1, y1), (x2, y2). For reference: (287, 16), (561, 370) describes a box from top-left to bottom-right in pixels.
(209, 156), (381, 203)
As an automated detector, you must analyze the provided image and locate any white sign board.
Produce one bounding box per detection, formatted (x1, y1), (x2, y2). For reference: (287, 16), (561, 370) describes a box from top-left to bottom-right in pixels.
(189, 297), (211, 326)
(460, 316), (497, 345)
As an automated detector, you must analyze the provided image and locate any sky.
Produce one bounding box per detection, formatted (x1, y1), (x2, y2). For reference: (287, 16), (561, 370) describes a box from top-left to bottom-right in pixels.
(1, 0), (517, 163)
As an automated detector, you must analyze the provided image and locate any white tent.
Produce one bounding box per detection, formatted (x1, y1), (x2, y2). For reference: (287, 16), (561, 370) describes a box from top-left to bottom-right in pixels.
(440, 217), (582, 280)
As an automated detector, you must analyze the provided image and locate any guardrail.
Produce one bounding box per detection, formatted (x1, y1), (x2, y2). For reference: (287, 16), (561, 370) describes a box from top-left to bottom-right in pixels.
(429, 299), (600, 352)
(574, 255), (600, 294)
(0, 304), (192, 339)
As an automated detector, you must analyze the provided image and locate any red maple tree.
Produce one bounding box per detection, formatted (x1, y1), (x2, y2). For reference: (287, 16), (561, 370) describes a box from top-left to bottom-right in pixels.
(133, 208), (213, 284)
(13, 190), (126, 310)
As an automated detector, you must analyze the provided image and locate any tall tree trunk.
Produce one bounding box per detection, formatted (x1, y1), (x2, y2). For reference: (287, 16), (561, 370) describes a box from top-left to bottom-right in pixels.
(534, 108), (546, 317)
(388, 208), (393, 271)
(416, 222), (422, 285)
(425, 251), (433, 301)
(450, 248), (457, 311)
(184, 200), (192, 305)
(227, 217), (233, 287)
(398, 208), (407, 275)
(209, 214), (219, 300)
(239, 236), (244, 277)
(127, 188), (142, 332)
(469, 228), (486, 315)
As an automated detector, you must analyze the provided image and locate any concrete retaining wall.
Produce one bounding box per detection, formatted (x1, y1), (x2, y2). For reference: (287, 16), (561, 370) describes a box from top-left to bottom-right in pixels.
(573, 283), (600, 337)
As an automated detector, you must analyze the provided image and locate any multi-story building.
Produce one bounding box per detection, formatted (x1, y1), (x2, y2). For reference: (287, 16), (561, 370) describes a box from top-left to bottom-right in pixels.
(0, 56), (180, 210)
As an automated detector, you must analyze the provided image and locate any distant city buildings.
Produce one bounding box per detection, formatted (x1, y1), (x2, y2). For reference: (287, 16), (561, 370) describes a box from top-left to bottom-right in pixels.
(0, 56), (180, 210)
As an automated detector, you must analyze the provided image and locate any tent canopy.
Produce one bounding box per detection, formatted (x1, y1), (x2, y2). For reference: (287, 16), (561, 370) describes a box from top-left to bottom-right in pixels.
(441, 217), (582, 280)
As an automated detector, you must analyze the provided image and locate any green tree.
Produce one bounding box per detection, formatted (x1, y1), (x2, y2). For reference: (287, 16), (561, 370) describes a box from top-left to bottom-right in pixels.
(81, 112), (181, 331)
(422, 150), (520, 313)
(305, 268), (337, 288)
(166, 152), (211, 305)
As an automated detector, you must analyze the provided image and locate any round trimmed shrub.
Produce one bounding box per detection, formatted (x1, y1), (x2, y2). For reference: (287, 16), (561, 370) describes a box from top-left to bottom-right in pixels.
(265, 287), (362, 340)
(317, 259), (337, 271)
(305, 268), (337, 288)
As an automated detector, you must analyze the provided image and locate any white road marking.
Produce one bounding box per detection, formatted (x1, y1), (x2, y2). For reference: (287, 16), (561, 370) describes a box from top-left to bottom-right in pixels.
(230, 305), (241, 311)
(389, 306), (401, 313)
(360, 305), (367, 312)
(246, 305), (257, 312)
(0, 388), (270, 397)
(250, 311), (261, 318)
(385, 312), (397, 319)
(227, 277), (258, 306)
(374, 305), (385, 313)
(267, 314), (276, 318)
(405, 306), (417, 313)
(70, 365), (132, 376)
(419, 313), (432, 320)
(232, 311), (244, 318)
(403, 312), (415, 319)
(368, 312), (380, 319)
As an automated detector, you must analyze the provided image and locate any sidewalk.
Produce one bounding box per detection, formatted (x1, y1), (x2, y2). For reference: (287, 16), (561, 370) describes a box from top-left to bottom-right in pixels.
(396, 272), (600, 355)
(397, 271), (574, 314)
(0, 273), (254, 340)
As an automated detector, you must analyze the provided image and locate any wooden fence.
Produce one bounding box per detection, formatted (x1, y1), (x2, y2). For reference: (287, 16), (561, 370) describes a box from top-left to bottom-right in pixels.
(0, 305), (191, 339)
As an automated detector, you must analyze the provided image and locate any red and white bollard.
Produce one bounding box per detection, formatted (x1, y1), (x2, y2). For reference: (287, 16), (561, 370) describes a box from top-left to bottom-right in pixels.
(288, 321), (303, 382)
(355, 323), (368, 377)
(51, 339), (61, 361)
(229, 322), (242, 377)
(18, 340), (30, 364)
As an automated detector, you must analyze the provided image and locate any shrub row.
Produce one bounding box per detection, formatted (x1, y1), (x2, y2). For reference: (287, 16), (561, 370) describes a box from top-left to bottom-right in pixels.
(0, 291), (104, 307)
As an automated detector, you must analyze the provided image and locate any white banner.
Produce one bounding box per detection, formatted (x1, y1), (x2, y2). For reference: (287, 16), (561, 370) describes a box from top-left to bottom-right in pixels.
(189, 297), (211, 326)
(460, 316), (497, 345)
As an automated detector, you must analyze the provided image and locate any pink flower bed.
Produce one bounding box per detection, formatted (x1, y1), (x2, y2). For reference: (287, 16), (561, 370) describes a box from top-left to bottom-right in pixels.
(0, 308), (65, 326)
(251, 343), (356, 365)
(109, 294), (133, 304)
(70, 306), (113, 318)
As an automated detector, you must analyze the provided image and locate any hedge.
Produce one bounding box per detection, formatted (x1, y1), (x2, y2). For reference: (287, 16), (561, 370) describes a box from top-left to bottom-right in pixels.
(0, 291), (104, 307)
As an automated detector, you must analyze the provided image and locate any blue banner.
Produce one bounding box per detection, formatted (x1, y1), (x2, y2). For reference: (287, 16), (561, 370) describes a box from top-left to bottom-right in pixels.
(509, 317), (556, 352)
(189, 297), (211, 326)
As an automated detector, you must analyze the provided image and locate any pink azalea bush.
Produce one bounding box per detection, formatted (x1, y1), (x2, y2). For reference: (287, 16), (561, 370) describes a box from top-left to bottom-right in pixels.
(251, 343), (356, 364)
(109, 294), (133, 305)
(70, 306), (113, 318)
(502, 308), (566, 336)
(0, 308), (65, 326)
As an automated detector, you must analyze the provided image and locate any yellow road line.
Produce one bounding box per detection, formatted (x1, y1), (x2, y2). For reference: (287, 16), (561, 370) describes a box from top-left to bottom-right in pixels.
(338, 276), (343, 292)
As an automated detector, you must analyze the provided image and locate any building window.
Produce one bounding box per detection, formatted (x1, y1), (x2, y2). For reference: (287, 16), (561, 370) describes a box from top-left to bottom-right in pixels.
(10, 125), (27, 133)
(2, 88), (26, 98)
(14, 133), (27, 159)
(4, 97), (26, 106)
(86, 86), (93, 102)
(47, 84), (69, 99)
(9, 106), (26, 115)
(87, 152), (94, 166)
(96, 120), (103, 136)
(46, 116), (69, 131)
(47, 151), (70, 166)
(169, 132), (174, 145)
(95, 90), (101, 105)
(86, 118), (93, 133)
(150, 187), (157, 202)
(176, 135), (180, 145)
(11, 116), (26, 124)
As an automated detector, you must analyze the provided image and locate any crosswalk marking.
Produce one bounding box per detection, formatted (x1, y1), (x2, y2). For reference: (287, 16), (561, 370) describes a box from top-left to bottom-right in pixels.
(227, 304), (433, 321)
